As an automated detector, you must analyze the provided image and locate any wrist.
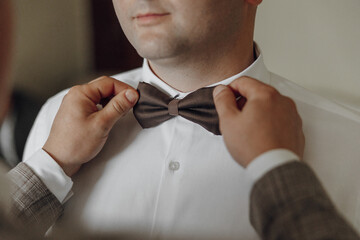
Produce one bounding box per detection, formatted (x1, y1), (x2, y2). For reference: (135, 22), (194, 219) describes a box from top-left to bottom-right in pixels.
(55, 163), (80, 177)
(42, 147), (80, 177)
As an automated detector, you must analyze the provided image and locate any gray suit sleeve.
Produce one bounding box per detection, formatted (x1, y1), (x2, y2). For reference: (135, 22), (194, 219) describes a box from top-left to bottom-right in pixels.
(250, 161), (360, 240)
(7, 162), (64, 235)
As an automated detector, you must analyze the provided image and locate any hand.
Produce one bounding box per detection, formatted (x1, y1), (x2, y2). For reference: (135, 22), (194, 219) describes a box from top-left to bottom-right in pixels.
(42, 76), (139, 177)
(213, 77), (305, 168)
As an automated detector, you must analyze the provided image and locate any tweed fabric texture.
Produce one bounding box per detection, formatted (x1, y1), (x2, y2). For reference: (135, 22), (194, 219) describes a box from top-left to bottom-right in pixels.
(7, 162), (63, 235)
(250, 161), (360, 240)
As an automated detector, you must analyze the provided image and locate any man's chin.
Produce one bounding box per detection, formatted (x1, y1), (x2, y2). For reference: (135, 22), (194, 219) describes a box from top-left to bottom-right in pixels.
(132, 32), (181, 59)
(135, 46), (171, 61)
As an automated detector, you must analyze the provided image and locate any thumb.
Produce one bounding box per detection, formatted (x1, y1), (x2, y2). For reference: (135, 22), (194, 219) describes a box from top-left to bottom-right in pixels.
(96, 89), (139, 133)
(213, 85), (239, 119)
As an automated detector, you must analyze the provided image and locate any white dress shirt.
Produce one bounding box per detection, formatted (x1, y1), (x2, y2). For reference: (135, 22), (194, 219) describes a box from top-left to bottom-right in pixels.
(23, 45), (360, 239)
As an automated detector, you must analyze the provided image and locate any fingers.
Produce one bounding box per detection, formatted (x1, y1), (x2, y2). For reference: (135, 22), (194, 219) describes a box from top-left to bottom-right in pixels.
(88, 76), (139, 133)
(229, 76), (279, 100)
(67, 76), (139, 134)
(213, 85), (239, 119)
(213, 76), (277, 118)
(85, 76), (136, 104)
(98, 88), (139, 131)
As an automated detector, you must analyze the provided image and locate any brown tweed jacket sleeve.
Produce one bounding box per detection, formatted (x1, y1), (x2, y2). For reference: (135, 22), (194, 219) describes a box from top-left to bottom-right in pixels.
(6, 162), (64, 235)
(250, 161), (360, 240)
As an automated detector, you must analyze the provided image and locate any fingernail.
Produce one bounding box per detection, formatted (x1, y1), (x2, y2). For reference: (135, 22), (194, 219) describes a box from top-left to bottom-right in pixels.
(213, 85), (228, 97)
(125, 90), (138, 104)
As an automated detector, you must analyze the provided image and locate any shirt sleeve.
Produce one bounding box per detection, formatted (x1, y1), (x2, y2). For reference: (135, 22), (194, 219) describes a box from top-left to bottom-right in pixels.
(24, 149), (73, 203)
(246, 149), (300, 184)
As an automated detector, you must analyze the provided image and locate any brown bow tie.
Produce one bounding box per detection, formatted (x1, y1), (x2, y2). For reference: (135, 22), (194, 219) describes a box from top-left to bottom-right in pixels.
(133, 82), (221, 135)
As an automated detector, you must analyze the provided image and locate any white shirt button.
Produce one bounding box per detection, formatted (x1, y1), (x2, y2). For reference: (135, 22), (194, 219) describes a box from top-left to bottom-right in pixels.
(169, 161), (180, 171)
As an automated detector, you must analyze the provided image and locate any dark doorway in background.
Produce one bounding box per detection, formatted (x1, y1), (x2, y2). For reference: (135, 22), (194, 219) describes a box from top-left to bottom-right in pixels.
(90, 0), (142, 75)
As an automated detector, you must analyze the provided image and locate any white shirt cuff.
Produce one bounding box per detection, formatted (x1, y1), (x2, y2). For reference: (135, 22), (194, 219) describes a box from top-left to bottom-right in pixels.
(24, 149), (73, 203)
(246, 149), (300, 184)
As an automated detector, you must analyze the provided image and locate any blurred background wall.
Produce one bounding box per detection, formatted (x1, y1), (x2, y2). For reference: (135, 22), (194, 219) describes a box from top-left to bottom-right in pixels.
(11, 0), (143, 102)
(10, 0), (360, 108)
(255, 0), (360, 109)
(12, 0), (93, 100)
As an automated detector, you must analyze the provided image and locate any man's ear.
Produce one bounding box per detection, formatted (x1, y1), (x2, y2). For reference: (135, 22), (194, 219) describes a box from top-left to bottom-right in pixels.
(245, 0), (262, 6)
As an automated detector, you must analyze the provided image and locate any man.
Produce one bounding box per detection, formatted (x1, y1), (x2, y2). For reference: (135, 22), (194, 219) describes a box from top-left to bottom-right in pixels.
(1, 75), (359, 240)
(1, 77), (359, 239)
(24, 0), (360, 239)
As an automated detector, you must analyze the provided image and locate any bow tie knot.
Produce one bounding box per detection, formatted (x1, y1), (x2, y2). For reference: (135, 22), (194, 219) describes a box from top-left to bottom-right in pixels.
(168, 98), (180, 116)
(133, 82), (221, 135)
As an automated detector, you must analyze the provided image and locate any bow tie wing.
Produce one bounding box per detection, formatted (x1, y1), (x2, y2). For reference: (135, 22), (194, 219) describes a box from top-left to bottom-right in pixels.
(134, 82), (221, 135)
(178, 87), (221, 135)
(133, 82), (174, 128)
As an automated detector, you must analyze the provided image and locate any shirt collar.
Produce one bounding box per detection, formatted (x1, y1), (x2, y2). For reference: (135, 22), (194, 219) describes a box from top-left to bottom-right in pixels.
(141, 43), (270, 98)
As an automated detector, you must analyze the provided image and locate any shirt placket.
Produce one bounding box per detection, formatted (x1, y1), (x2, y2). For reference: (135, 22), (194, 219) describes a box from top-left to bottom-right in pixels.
(150, 117), (185, 239)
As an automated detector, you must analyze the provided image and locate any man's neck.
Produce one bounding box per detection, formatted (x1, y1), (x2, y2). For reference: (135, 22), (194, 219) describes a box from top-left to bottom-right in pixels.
(148, 42), (255, 93)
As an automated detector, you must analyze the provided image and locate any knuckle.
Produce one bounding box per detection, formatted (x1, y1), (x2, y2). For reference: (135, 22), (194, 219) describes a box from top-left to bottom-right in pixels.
(239, 76), (254, 83)
(89, 75), (111, 85)
(214, 89), (227, 102)
(68, 85), (82, 94)
(236, 77), (251, 88)
(236, 76), (249, 84)
(97, 75), (110, 82)
(257, 87), (278, 102)
(112, 99), (128, 115)
(264, 87), (279, 99)
(286, 97), (297, 108)
(66, 85), (84, 99)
